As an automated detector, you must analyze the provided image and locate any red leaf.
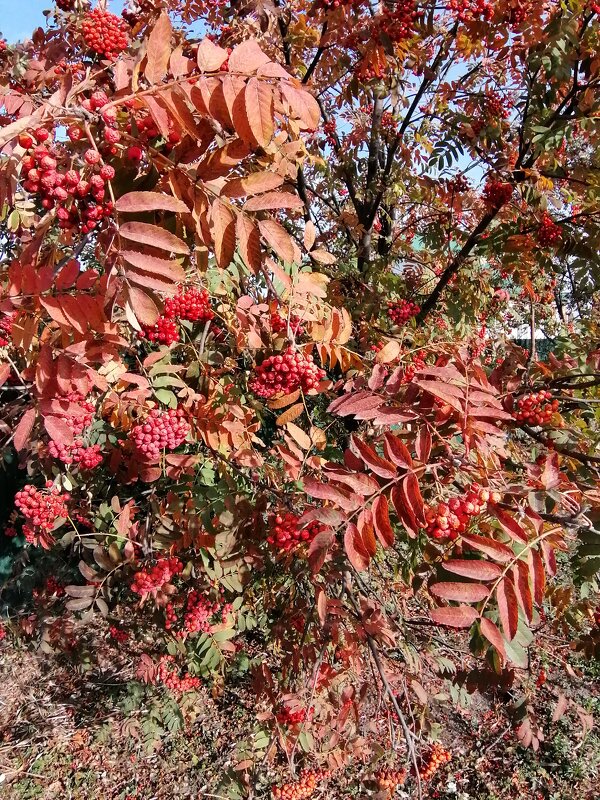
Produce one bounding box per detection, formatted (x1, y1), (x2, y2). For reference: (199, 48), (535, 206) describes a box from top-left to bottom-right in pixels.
(480, 618), (506, 663)
(350, 435), (396, 479)
(390, 484), (419, 539)
(430, 582), (488, 603)
(528, 548), (546, 605)
(372, 495), (394, 549)
(44, 415), (74, 446)
(357, 511), (377, 557)
(308, 529), (335, 574)
(496, 577), (519, 640)
(495, 508), (528, 544)
(513, 561), (534, 622)
(430, 605), (478, 629)
(122, 251), (186, 284)
(383, 433), (413, 469)
(415, 428), (432, 463)
(344, 523), (370, 571)
(14, 408), (37, 451)
(541, 540), (557, 576)
(404, 472), (426, 527)
(303, 477), (362, 512)
(462, 533), (514, 563)
(443, 559), (503, 582)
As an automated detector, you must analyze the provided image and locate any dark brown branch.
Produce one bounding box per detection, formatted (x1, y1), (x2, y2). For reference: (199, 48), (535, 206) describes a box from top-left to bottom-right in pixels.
(416, 208), (498, 322)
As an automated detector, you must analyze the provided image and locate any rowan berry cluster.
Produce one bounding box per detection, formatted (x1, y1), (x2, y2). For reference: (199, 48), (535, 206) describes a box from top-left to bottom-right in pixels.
(483, 178), (513, 208)
(388, 299), (420, 325)
(45, 577), (65, 597)
(537, 213), (562, 247)
(0, 313), (14, 346)
(56, 0), (76, 9)
(249, 347), (325, 399)
(164, 288), (214, 323)
(20, 133), (114, 234)
(130, 408), (190, 460)
(81, 8), (130, 60)
(418, 743), (451, 781)
(53, 392), (95, 436)
(272, 769), (330, 800)
(375, 2), (422, 42)
(140, 316), (180, 345)
(317, 0), (355, 10)
(424, 485), (500, 540)
(401, 353), (427, 383)
(140, 288), (213, 344)
(155, 655), (201, 693)
(48, 439), (103, 470)
(374, 767), (407, 792)
(164, 589), (231, 636)
(322, 119), (337, 146)
(449, 0), (493, 23)
(0, 40), (7, 54)
(125, 115), (181, 152)
(0, 624), (6, 641)
(512, 390), (559, 426)
(270, 310), (305, 336)
(276, 706), (311, 726)
(268, 513), (325, 553)
(14, 484), (69, 533)
(130, 557), (184, 598)
(447, 174), (470, 193)
(109, 625), (129, 643)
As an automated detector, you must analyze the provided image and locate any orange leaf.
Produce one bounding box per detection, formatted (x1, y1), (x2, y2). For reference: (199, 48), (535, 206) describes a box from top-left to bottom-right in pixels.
(211, 199), (236, 269)
(222, 172), (284, 198)
(227, 40), (271, 74)
(236, 213), (262, 274)
(242, 78), (274, 148)
(267, 389), (301, 409)
(285, 421), (311, 450)
(125, 286), (160, 327)
(276, 403), (304, 426)
(244, 192), (304, 213)
(259, 219), (296, 263)
(145, 11), (172, 84)
(196, 38), (229, 72)
(280, 83), (320, 130)
(119, 222), (189, 254)
(115, 192), (189, 214)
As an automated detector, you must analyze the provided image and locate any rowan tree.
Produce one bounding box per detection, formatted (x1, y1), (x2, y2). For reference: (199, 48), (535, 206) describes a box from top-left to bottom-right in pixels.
(0, 0), (600, 795)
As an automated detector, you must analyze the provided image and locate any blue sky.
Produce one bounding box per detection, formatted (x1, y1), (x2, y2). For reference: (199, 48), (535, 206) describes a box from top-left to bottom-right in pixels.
(0, 0), (121, 43)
